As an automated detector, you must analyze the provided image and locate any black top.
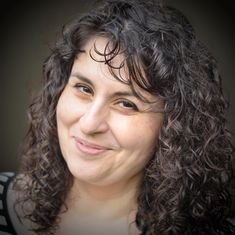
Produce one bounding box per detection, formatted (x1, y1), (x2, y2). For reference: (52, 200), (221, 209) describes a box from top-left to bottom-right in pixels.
(0, 172), (17, 235)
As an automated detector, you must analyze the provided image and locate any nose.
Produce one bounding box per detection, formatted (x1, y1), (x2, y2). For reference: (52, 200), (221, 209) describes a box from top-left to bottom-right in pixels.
(79, 101), (109, 135)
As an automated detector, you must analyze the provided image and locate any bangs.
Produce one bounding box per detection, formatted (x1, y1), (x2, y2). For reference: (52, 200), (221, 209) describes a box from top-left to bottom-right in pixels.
(86, 35), (160, 104)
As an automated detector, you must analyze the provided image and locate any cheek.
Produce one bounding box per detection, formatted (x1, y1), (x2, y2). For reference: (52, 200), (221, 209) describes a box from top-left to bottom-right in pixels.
(56, 91), (82, 155)
(56, 91), (81, 127)
(111, 114), (162, 152)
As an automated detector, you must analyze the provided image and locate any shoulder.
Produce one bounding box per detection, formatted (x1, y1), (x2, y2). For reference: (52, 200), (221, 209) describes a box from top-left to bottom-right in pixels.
(0, 172), (17, 235)
(0, 172), (36, 235)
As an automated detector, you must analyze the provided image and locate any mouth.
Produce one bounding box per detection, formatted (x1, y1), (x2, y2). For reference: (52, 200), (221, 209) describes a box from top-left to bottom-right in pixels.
(74, 137), (111, 156)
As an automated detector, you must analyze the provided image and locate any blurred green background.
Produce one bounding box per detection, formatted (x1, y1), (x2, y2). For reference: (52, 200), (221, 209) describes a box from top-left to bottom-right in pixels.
(0, 0), (234, 173)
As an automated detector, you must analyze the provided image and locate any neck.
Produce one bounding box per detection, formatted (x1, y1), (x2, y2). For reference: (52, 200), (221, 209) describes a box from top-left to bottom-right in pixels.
(66, 174), (142, 220)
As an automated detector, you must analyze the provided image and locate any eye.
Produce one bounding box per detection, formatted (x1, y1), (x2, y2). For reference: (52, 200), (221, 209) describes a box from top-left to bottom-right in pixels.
(74, 84), (93, 95)
(117, 100), (139, 111)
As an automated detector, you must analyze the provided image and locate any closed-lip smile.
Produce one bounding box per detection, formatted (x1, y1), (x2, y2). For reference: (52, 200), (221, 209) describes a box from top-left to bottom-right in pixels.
(74, 137), (111, 155)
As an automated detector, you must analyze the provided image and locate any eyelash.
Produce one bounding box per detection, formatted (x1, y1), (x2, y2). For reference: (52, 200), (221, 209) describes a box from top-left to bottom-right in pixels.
(74, 83), (93, 95)
(115, 100), (139, 111)
(73, 83), (139, 111)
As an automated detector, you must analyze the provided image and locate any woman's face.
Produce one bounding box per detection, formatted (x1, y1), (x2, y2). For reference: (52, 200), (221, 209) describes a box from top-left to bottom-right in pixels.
(56, 37), (163, 187)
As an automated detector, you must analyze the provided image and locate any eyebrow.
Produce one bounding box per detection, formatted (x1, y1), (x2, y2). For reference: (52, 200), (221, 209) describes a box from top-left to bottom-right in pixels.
(70, 72), (138, 98)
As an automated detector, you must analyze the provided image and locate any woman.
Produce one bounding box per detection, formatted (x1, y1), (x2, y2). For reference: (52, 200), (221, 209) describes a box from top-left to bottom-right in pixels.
(1, 0), (234, 234)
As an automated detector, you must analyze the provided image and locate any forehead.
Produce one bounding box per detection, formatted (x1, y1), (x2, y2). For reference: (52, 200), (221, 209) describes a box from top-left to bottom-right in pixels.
(77, 36), (126, 79)
(71, 36), (160, 104)
(74, 37), (140, 89)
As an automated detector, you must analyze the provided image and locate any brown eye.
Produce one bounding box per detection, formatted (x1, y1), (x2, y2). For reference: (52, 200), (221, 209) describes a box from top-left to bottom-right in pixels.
(74, 84), (93, 95)
(117, 100), (138, 111)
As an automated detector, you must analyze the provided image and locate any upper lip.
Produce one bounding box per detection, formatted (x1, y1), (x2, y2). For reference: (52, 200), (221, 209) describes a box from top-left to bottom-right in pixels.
(74, 137), (111, 150)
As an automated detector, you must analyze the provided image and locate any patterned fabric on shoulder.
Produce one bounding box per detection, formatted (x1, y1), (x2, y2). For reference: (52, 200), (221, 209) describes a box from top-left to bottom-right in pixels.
(0, 172), (17, 235)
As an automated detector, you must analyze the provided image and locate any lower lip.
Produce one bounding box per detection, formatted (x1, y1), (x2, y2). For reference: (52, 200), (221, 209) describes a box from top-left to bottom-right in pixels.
(75, 139), (108, 156)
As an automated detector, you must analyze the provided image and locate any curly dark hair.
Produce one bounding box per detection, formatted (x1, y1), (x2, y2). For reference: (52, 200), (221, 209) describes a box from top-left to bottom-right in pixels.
(14, 0), (235, 234)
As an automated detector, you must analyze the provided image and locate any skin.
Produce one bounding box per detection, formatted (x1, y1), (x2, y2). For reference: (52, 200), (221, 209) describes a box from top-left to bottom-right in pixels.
(55, 37), (163, 235)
